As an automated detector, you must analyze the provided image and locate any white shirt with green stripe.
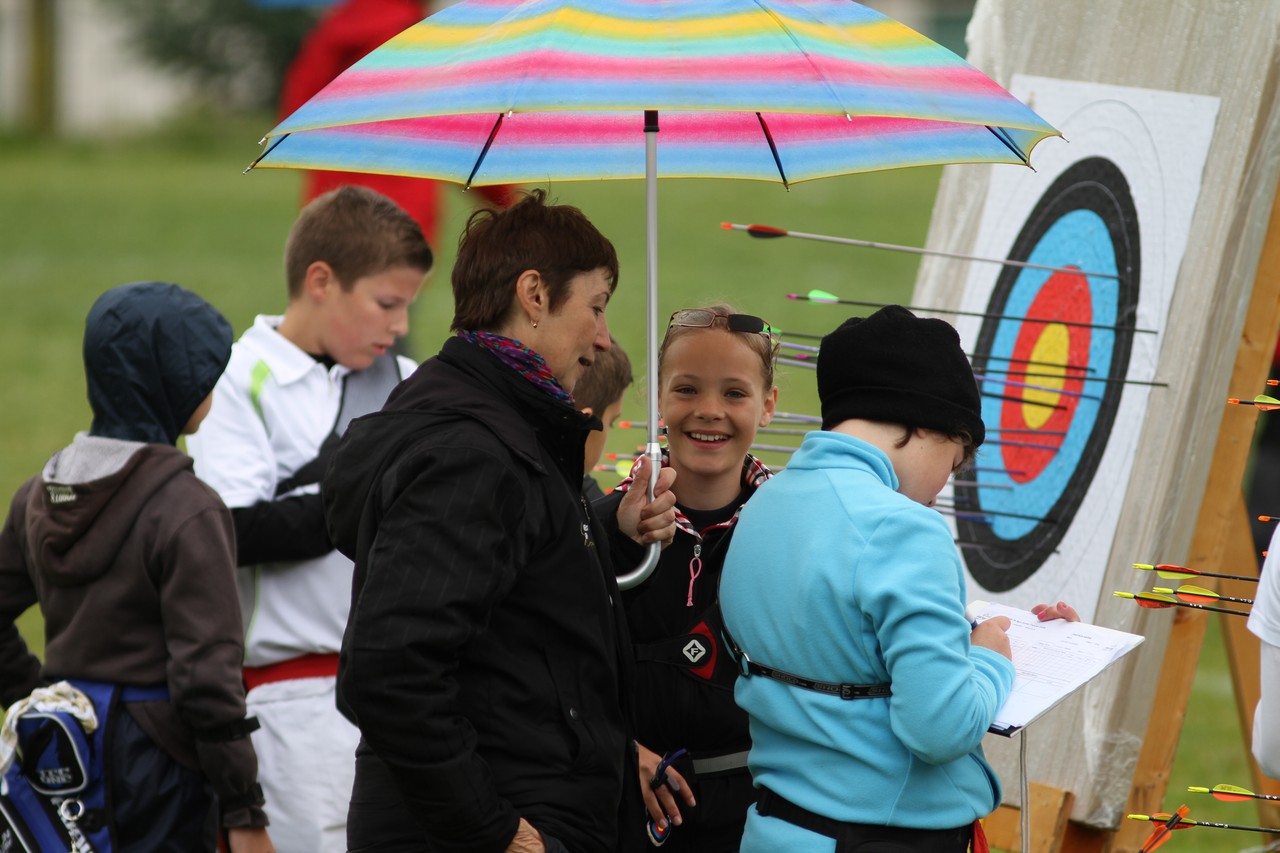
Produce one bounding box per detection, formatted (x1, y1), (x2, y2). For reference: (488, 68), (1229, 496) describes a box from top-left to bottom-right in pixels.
(188, 314), (414, 667)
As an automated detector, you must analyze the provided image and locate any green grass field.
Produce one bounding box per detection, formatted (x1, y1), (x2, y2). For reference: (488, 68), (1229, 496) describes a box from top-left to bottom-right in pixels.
(0, 113), (1262, 850)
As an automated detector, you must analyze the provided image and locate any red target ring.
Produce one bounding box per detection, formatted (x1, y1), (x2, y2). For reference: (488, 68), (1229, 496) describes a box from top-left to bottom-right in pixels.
(1000, 269), (1091, 482)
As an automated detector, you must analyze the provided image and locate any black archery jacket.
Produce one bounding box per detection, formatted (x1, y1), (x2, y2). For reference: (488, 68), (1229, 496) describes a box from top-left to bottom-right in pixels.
(324, 335), (633, 853)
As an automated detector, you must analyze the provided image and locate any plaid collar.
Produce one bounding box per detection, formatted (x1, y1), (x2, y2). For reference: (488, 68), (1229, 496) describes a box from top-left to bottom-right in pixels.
(614, 449), (773, 541)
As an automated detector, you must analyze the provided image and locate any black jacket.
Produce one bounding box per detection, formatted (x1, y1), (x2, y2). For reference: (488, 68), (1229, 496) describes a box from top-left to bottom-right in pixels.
(325, 336), (632, 853)
(597, 457), (770, 756)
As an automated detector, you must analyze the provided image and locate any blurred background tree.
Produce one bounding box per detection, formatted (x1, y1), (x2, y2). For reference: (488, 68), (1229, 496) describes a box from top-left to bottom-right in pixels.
(97, 0), (320, 110)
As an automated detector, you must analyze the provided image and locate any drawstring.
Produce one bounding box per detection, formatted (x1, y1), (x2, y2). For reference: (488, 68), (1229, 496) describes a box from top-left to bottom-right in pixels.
(687, 544), (703, 606)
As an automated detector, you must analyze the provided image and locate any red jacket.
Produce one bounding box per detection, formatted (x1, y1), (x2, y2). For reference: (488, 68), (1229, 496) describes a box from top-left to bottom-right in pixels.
(279, 0), (514, 245)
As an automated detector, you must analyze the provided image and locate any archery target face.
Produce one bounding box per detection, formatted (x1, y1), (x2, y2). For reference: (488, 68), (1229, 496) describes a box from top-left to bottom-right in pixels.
(947, 78), (1218, 621)
(956, 157), (1139, 590)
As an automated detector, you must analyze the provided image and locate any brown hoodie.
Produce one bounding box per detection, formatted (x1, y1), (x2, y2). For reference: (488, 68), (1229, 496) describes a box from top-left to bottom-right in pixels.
(0, 435), (266, 828)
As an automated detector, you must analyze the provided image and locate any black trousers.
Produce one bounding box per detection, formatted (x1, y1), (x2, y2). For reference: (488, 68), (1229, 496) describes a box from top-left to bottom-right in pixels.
(346, 741), (573, 853)
(110, 709), (218, 852)
(756, 788), (973, 853)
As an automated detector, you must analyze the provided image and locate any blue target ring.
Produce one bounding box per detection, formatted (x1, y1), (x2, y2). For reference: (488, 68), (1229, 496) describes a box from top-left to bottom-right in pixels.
(956, 157), (1139, 591)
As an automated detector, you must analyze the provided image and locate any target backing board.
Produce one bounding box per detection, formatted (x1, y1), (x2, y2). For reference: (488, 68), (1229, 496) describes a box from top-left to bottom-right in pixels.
(948, 77), (1219, 621)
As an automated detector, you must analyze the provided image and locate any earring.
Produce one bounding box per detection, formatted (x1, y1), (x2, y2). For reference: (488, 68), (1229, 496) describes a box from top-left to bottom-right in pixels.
(531, 319), (539, 328)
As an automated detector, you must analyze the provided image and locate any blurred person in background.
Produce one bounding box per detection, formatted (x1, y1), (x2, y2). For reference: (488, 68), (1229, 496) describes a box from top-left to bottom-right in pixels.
(278, 0), (515, 250)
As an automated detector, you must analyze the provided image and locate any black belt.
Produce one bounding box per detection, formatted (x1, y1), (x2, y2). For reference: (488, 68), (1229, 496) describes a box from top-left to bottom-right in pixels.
(756, 788), (972, 851)
(720, 620), (890, 700)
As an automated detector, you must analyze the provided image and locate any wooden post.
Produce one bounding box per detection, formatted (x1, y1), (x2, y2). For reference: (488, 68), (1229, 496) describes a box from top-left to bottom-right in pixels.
(985, 783), (1076, 853)
(1108, 178), (1280, 852)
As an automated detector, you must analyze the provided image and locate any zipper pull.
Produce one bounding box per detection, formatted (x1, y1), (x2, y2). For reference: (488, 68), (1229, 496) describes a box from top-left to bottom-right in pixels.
(687, 543), (703, 606)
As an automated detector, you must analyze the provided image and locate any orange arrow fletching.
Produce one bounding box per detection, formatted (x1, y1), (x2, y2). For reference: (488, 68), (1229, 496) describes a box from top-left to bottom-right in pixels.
(1136, 806), (1191, 853)
(1155, 563), (1201, 579)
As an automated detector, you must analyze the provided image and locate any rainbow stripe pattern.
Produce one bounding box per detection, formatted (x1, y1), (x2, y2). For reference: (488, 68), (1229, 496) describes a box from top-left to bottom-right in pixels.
(253, 0), (1059, 184)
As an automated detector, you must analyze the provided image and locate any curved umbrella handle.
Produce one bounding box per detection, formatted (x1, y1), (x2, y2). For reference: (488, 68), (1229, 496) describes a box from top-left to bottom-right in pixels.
(617, 542), (661, 590)
(616, 440), (664, 591)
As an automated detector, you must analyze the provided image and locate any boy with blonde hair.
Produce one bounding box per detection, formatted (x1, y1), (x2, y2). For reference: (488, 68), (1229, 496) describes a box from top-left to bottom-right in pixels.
(188, 186), (432, 852)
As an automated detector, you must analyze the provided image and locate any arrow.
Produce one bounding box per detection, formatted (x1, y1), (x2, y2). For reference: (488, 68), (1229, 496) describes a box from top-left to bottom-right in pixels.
(1188, 783), (1280, 803)
(1227, 395), (1280, 411)
(977, 365), (1168, 388)
(982, 390), (1066, 411)
(1151, 585), (1254, 606)
(973, 370), (1104, 401)
(954, 539), (1058, 555)
(936, 500), (1054, 523)
(774, 411), (822, 424)
(618, 421), (814, 438)
(983, 437), (1062, 451)
(1130, 811), (1280, 836)
(1133, 562), (1259, 583)
(750, 442), (799, 454)
(937, 509), (996, 524)
(973, 352), (1094, 374)
(790, 290), (1158, 335)
(1114, 591), (1250, 617)
(970, 464), (1029, 476)
(721, 221), (1122, 280)
(991, 427), (1069, 436)
(1134, 805), (1191, 852)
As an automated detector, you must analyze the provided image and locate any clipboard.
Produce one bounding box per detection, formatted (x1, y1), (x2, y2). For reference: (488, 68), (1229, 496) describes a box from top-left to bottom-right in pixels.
(970, 602), (1145, 736)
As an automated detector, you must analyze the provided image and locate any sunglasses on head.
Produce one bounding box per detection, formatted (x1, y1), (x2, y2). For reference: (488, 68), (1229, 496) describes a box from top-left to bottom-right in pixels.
(667, 309), (777, 338)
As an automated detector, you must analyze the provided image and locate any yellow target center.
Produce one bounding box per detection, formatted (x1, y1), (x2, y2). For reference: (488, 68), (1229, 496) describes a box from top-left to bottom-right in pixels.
(1020, 323), (1070, 429)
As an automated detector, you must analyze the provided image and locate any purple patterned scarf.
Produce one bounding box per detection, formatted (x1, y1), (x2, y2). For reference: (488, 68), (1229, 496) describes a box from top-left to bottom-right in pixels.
(459, 329), (574, 406)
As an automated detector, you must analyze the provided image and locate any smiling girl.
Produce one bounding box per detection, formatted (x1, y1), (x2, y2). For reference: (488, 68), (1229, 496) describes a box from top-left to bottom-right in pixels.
(599, 303), (779, 852)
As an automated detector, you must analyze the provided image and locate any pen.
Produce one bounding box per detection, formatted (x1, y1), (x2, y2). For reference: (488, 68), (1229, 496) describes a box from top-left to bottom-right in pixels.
(966, 599), (990, 630)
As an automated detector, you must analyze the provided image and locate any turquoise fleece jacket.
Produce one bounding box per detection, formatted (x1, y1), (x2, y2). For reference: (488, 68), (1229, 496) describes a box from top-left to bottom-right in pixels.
(720, 431), (1015, 847)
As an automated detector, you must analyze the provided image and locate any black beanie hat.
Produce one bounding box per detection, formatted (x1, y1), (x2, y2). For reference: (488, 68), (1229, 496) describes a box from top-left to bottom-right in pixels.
(816, 305), (985, 446)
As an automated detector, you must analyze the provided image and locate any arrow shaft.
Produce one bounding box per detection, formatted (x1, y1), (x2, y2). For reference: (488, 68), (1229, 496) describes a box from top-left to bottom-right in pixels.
(1135, 564), (1260, 584)
(790, 295), (1157, 335)
(973, 352), (1094, 373)
(937, 500), (1052, 523)
(726, 222), (1122, 280)
(978, 365), (1167, 388)
(973, 370), (1103, 401)
(982, 390), (1066, 411)
(1136, 596), (1250, 617)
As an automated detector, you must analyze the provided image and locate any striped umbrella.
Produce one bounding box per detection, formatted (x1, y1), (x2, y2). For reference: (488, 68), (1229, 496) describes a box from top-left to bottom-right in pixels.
(249, 0), (1060, 586)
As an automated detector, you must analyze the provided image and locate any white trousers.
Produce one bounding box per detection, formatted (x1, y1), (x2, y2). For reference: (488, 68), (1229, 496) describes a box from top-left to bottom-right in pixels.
(247, 675), (358, 853)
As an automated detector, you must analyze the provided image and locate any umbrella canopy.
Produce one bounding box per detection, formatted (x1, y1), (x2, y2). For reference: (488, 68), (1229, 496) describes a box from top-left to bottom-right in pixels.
(255, 0), (1058, 185)
(250, 0), (1059, 586)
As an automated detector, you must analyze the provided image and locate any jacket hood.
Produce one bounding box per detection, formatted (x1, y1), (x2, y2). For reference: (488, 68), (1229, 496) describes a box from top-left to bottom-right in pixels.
(84, 281), (233, 445)
(29, 440), (194, 585)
